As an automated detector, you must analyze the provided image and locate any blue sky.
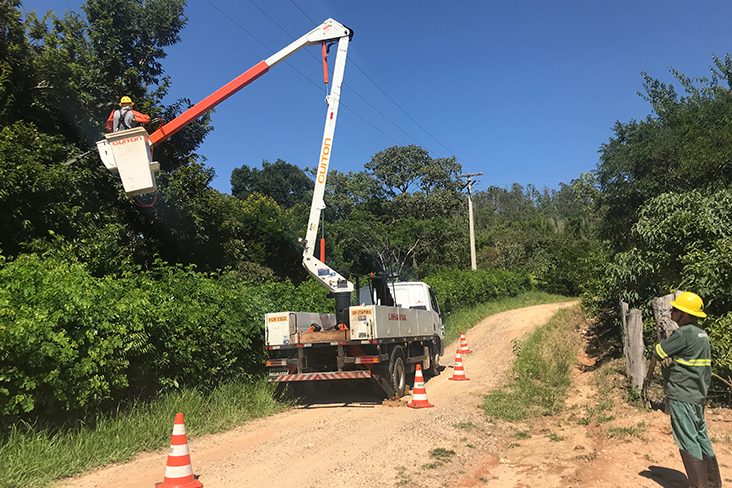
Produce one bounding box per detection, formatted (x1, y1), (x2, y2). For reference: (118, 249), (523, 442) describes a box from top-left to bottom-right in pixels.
(19, 1), (732, 195)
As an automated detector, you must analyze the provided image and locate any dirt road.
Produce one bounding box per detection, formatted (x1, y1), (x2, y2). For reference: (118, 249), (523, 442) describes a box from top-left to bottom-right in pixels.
(55, 300), (732, 487)
(54, 301), (574, 487)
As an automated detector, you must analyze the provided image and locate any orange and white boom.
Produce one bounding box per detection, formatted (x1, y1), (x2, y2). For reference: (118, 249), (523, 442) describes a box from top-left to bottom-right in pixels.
(98, 19), (354, 293)
(147, 18), (352, 147)
(300, 30), (353, 294)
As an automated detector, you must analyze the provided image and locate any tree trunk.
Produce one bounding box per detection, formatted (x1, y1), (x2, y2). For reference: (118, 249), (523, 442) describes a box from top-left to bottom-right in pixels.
(652, 291), (682, 342)
(620, 301), (647, 392)
(651, 291), (682, 413)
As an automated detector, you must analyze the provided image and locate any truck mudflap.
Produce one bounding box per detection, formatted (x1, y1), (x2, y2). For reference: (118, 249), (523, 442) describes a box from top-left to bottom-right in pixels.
(268, 371), (371, 382)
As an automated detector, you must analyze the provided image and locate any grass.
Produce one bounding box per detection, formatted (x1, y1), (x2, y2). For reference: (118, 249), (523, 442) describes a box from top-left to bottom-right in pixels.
(480, 305), (585, 422)
(547, 432), (565, 442)
(0, 378), (289, 488)
(605, 422), (648, 440)
(443, 290), (574, 345)
(514, 430), (531, 439)
(422, 447), (456, 469)
(578, 399), (615, 425)
(395, 466), (412, 486)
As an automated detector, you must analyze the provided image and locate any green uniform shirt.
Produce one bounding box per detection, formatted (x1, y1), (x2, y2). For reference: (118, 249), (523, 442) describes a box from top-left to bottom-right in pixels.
(654, 324), (711, 405)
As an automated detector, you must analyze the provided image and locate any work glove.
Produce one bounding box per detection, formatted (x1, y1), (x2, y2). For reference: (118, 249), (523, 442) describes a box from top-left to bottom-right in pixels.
(661, 357), (674, 368)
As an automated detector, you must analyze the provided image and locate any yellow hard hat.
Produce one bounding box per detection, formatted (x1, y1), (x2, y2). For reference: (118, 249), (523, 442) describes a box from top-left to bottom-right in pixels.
(671, 291), (707, 318)
(119, 96), (134, 106)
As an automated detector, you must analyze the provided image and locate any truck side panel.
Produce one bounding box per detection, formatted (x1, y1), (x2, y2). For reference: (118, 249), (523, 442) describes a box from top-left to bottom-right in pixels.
(265, 312), (337, 346)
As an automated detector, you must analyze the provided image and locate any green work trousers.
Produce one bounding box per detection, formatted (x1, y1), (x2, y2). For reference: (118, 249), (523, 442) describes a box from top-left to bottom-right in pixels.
(669, 398), (716, 460)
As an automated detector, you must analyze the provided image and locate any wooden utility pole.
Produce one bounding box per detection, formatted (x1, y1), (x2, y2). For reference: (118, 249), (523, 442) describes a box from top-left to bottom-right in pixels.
(457, 172), (483, 270)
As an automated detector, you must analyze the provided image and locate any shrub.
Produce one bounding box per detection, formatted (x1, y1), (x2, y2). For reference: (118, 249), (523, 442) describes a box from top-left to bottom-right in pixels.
(424, 268), (532, 311)
(0, 253), (333, 421)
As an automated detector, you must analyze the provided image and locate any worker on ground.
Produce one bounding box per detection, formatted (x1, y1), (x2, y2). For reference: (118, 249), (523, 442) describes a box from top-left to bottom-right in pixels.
(106, 96), (151, 132)
(643, 291), (721, 488)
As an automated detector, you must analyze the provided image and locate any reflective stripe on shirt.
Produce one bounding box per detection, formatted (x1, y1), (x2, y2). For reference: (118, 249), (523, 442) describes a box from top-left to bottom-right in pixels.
(674, 358), (712, 367)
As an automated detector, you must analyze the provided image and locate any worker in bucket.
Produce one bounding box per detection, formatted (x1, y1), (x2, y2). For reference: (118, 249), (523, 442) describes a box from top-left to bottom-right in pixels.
(106, 96), (151, 132)
(643, 291), (721, 488)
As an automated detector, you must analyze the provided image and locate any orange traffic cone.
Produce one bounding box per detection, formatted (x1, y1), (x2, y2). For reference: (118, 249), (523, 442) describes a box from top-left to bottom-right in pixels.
(449, 349), (470, 381)
(459, 332), (472, 354)
(407, 364), (434, 408)
(156, 413), (203, 488)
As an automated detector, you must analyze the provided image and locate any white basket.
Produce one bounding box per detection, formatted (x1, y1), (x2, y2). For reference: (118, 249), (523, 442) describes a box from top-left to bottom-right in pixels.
(98, 127), (160, 196)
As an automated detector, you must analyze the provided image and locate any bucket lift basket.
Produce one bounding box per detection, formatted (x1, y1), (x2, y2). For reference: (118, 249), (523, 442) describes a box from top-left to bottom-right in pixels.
(97, 127), (160, 196)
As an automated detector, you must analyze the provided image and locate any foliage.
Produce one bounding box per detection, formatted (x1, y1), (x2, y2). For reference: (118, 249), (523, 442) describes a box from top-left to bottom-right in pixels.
(441, 290), (572, 347)
(708, 312), (732, 382)
(0, 1), (228, 274)
(0, 252), (332, 419)
(231, 158), (314, 209)
(424, 268), (532, 312)
(471, 176), (601, 296)
(596, 56), (732, 251)
(584, 57), (732, 386)
(325, 145), (467, 278)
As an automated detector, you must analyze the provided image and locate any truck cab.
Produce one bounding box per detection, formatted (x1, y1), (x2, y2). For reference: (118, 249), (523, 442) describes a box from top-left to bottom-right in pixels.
(358, 281), (442, 314)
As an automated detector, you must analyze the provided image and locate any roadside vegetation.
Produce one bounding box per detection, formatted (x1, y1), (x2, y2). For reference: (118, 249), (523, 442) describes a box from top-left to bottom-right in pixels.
(0, 379), (286, 488)
(481, 306), (585, 421)
(442, 290), (573, 345)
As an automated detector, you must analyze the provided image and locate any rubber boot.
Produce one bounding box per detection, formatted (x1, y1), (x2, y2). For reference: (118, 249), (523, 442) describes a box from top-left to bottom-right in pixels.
(703, 454), (722, 488)
(681, 450), (710, 488)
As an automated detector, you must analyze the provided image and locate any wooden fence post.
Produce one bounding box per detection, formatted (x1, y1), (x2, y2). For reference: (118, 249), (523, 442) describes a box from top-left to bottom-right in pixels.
(620, 301), (647, 392)
(650, 291), (683, 412)
(652, 291), (682, 342)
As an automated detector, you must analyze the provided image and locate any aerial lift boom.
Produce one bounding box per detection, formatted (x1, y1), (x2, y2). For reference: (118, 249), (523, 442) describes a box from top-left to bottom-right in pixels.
(97, 19), (354, 297)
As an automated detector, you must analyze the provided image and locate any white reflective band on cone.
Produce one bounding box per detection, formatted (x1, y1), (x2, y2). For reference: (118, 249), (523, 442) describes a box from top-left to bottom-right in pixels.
(169, 444), (190, 456)
(172, 424), (186, 435)
(165, 465), (194, 478)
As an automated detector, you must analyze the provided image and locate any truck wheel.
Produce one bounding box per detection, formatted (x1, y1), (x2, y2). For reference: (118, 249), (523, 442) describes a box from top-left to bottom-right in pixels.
(389, 347), (408, 398)
(426, 345), (440, 377)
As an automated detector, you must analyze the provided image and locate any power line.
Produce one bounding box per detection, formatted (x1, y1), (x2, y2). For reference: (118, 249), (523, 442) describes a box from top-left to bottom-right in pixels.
(289, 0), (316, 24)
(204, 1), (460, 164)
(204, 0), (400, 146)
(203, 0), (270, 52)
(293, 1), (467, 165)
(248, 0), (422, 147)
(260, 0), (444, 153)
(348, 61), (457, 157)
(288, 1), (442, 151)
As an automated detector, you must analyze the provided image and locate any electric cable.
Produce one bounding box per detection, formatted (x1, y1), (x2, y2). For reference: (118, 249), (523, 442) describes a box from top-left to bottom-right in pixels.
(206, 0), (438, 156)
(288, 0), (465, 163)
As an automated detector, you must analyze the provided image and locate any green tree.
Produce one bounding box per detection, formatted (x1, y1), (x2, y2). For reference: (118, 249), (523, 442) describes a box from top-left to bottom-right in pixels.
(0, 1), (235, 276)
(231, 159), (314, 209)
(597, 56), (732, 250)
(327, 145), (466, 277)
(583, 58), (732, 384)
(472, 178), (602, 295)
(0, 0), (36, 128)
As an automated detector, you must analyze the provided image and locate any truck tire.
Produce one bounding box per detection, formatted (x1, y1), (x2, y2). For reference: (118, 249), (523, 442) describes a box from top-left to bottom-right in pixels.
(426, 344), (440, 377)
(389, 346), (408, 398)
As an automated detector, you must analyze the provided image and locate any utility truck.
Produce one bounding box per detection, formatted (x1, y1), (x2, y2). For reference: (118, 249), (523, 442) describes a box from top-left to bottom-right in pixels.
(266, 279), (445, 398)
(96, 19), (445, 398)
